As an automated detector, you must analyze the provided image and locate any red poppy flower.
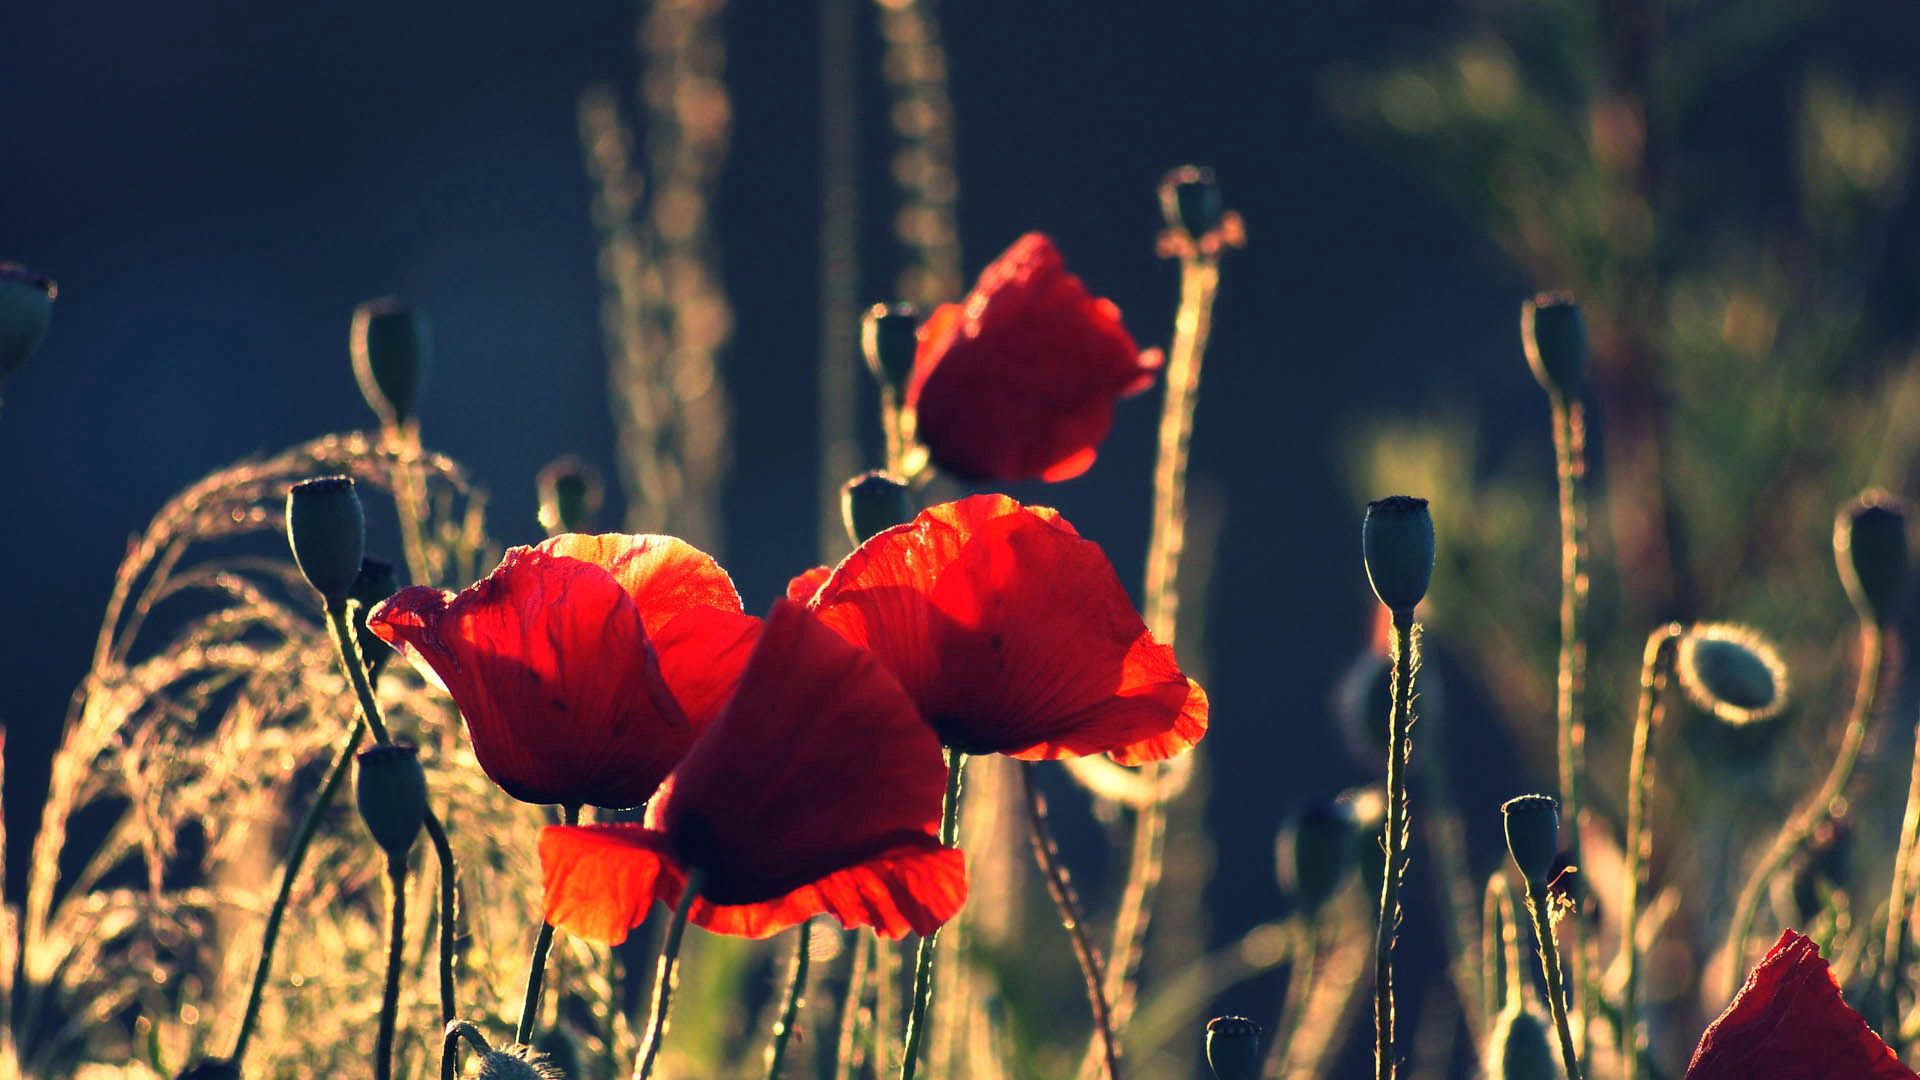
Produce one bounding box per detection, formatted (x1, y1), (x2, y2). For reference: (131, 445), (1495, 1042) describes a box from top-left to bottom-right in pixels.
(906, 233), (1160, 483)
(367, 533), (760, 810)
(798, 493), (1207, 764)
(1685, 930), (1916, 1079)
(538, 600), (966, 942)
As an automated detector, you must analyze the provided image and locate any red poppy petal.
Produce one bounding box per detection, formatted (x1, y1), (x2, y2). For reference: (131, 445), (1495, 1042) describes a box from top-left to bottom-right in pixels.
(539, 823), (678, 946)
(1685, 930), (1916, 1080)
(651, 607), (763, 731)
(1037, 446), (1099, 483)
(680, 840), (967, 940)
(786, 565), (832, 604)
(1102, 677), (1210, 766)
(539, 533), (743, 636)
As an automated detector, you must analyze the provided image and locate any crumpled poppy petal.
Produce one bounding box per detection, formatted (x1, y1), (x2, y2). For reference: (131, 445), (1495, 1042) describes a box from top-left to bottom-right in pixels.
(786, 565), (832, 604)
(540, 532), (742, 636)
(1685, 930), (1917, 1080)
(539, 823), (677, 946)
(650, 606), (762, 734)
(676, 840), (967, 940)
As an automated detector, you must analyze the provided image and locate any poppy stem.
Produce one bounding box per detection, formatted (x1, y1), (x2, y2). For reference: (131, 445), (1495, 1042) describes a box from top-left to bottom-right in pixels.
(1481, 873), (1523, 1024)
(1524, 882), (1584, 1080)
(832, 932), (874, 1080)
(1621, 625), (1681, 1080)
(635, 866), (706, 1080)
(442, 1020), (492, 1080)
(517, 805), (581, 1045)
(899, 748), (965, 1080)
(388, 427), (439, 588)
(1882, 685), (1920, 1054)
(1020, 762), (1122, 1079)
(763, 918), (814, 1080)
(326, 604), (394, 745)
(1726, 622), (1881, 992)
(1372, 612), (1419, 1080)
(375, 855), (408, 1080)
(1548, 391), (1593, 1058)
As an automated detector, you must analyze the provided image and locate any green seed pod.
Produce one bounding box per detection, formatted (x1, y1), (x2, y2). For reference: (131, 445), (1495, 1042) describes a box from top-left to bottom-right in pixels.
(536, 455), (605, 536)
(1159, 165), (1223, 241)
(0, 264), (56, 380)
(1501, 794), (1560, 888)
(861, 302), (920, 394)
(1520, 293), (1586, 398)
(1203, 1015), (1262, 1080)
(350, 298), (431, 429)
(1485, 1006), (1558, 1080)
(350, 556), (401, 675)
(475, 1045), (566, 1079)
(356, 743), (428, 862)
(1277, 801), (1357, 912)
(287, 477), (367, 611)
(841, 471), (915, 545)
(174, 1060), (241, 1080)
(1835, 490), (1910, 627)
(1362, 496), (1435, 614)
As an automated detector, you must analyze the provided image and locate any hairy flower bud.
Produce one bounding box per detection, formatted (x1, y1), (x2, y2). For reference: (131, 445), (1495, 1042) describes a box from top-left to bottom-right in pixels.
(0, 263), (56, 380)
(1502, 794), (1560, 888)
(1520, 293), (1586, 398)
(1204, 1015), (1262, 1080)
(861, 302), (919, 394)
(1486, 1007), (1558, 1080)
(1276, 801), (1356, 912)
(841, 471), (914, 545)
(537, 455), (605, 536)
(475, 1046), (566, 1079)
(350, 298), (431, 429)
(287, 477), (367, 611)
(1835, 490), (1909, 627)
(350, 556), (401, 675)
(1362, 496), (1434, 614)
(356, 743), (428, 862)
(1159, 165), (1224, 242)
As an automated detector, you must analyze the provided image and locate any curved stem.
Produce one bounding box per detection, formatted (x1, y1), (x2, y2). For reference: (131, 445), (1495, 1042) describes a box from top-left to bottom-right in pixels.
(376, 857), (408, 1080)
(1020, 763), (1122, 1079)
(518, 805), (581, 1045)
(764, 919), (815, 1080)
(1621, 625), (1681, 1080)
(443, 1020), (492, 1080)
(422, 808), (459, 1030)
(1266, 921), (1317, 1077)
(899, 749), (964, 1080)
(1482, 873), (1522, 1023)
(635, 866), (706, 1080)
(1525, 883), (1584, 1080)
(327, 605), (393, 745)
(1373, 613), (1419, 1080)
(1727, 623), (1882, 988)
(1884, 687), (1920, 1056)
(1549, 393), (1592, 1056)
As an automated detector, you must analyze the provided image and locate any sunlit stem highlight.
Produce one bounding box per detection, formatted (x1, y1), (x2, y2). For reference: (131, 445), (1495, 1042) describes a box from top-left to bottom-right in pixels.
(375, 856), (408, 1080)
(1021, 762), (1122, 1079)
(635, 866), (708, 1080)
(763, 918), (814, 1080)
(899, 748), (965, 1080)
(1547, 389), (1592, 1054)
(1621, 624), (1680, 1080)
(1372, 612), (1419, 1080)
(1524, 881), (1584, 1080)
(518, 804), (582, 1044)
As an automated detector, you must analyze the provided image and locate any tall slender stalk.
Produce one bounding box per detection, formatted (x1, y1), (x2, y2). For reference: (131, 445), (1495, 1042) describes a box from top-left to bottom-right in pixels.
(764, 919), (815, 1080)
(518, 805), (582, 1044)
(636, 867), (707, 1080)
(1621, 625), (1681, 1080)
(1020, 763), (1121, 1079)
(1373, 613), (1419, 1080)
(1524, 882), (1584, 1080)
(1482, 873), (1522, 1023)
(1547, 390), (1592, 1053)
(375, 857), (408, 1080)
(1884, 713), (1920, 1054)
(900, 749), (965, 1080)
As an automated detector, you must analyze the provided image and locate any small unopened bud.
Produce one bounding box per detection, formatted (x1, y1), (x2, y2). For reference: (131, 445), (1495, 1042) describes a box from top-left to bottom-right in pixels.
(537, 456), (605, 536)
(1674, 622), (1790, 729)
(1520, 293), (1586, 398)
(1204, 1015), (1262, 1080)
(356, 743), (428, 862)
(841, 471), (914, 545)
(1160, 165), (1224, 242)
(287, 477), (367, 611)
(1501, 794), (1560, 888)
(1486, 1006), (1557, 1080)
(174, 1060), (241, 1080)
(350, 298), (431, 429)
(861, 302), (919, 393)
(350, 556), (401, 675)
(1362, 496), (1434, 614)
(1835, 490), (1909, 627)
(533, 1028), (581, 1079)
(475, 1045), (566, 1079)
(1276, 802), (1356, 912)
(0, 264), (56, 380)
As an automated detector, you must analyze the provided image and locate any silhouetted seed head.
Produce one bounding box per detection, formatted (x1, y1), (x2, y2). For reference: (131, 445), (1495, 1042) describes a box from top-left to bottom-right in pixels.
(350, 556), (401, 675)
(1835, 490), (1910, 627)
(1341, 786), (1390, 906)
(841, 471), (915, 545)
(1501, 794), (1560, 888)
(1159, 165), (1224, 241)
(1362, 496), (1435, 614)
(1204, 1015), (1262, 1080)
(173, 1060), (241, 1080)
(1520, 293), (1586, 398)
(286, 477), (367, 611)
(475, 1045), (566, 1080)
(1674, 623), (1789, 728)
(0, 263), (56, 380)
(861, 302), (920, 394)
(536, 455), (605, 536)
(1485, 1007), (1558, 1080)
(1276, 801), (1357, 912)
(350, 298), (431, 429)
(356, 743), (428, 862)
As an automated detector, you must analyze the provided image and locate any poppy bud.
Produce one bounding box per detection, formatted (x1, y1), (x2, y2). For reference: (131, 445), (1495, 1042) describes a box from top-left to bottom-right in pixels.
(1674, 623), (1790, 729)
(1276, 801), (1355, 912)
(1362, 496), (1434, 614)
(287, 477), (367, 612)
(1501, 793), (1559, 888)
(1520, 293), (1586, 398)
(536, 455), (605, 536)
(356, 743), (428, 862)
(475, 1046), (565, 1079)
(0, 263), (56, 380)
(1159, 165), (1224, 242)
(350, 556), (401, 675)
(532, 1028), (581, 1079)
(1204, 1015), (1262, 1080)
(841, 471), (914, 545)
(861, 302), (919, 394)
(174, 1060), (241, 1080)
(1835, 490), (1909, 627)
(350, 298), (431, 429)
(1485, 1006), (1557, 1080)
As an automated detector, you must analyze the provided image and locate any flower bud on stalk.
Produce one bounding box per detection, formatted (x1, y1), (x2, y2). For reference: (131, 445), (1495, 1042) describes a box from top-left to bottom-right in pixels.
(1485, 1007), (1558, 1080)
(1276, 801), (1356, 912)
(841, 470), (914, 544)
(0, 263), (56, 381)
(287, 477), (367, 612)
(350, 556), (401, 676)
(536, 455), (605, 536)
(1204, 1015), (1262, 1080)
(1159, 165), (1224, 243)
(1835, 490), (1910, 627)
(351, 298), (431, 430)
(1362, 496), (1434, 615)
(475, 1046), (565, 1079)
(356, 743), (428, 862)
(861, 302), (919, 394)
(1501, 794), (1560, 888)
(1520, 293), (1586, 399)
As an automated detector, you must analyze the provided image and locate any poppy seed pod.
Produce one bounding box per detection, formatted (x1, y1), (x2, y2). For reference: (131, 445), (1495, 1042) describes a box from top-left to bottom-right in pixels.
(536, 455), (605, 536)
(1159, 165), (1223, 241)
(1204, 1015), (1262, 1080)
(1835, 490), (1910, 627)
(0, 263), (56, 380)
(287, 477), (367, 611)
(474, 1046), (565, 1080)
(1485, 1007), (1557, 1080)
(349, 556), (401, 675)
(1276, 801), (1356, 912)
(350, 298), (431, 429)
(173, 1060), (241, 1080)
(1502, 794), (1560, 887)
(1362, 496), (1435, 614)
(1520, 293), (1586, 398)
(356, 743), (428, 862)
(532, 1029), (581, 1080)
(841, 471), (915, 545)
(1675, 623), (1790, 728)
(861, 302), (919, 394)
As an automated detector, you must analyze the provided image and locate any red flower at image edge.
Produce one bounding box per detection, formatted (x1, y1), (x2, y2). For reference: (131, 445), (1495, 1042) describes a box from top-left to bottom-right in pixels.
(907, 232), (1160, 483)
(538, 600), (967, 942)
(1685, 930), (1917, 1079)
(368, 533), (760, 810)
(795, 494), (1207, 763)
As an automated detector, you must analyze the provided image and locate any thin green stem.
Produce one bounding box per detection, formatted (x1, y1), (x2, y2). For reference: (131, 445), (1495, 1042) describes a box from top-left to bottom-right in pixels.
(1482, 873), (1522, 1024)
(1884, 691), (1920, 1055)
(1727, 623), (1881, 989)
(1621, 625), (1681, 1080)
(1549, 393), (1592, 1057)
(422, 808), (458, 1030)
(1525, 883), (1584, 1080)
(764, 919), (815, 1080)
(635, 866), (706, 1080)
(518, 805), (581, 1045)
(443, 1020), (492, 1080)
(1373, 612), (1419, 1080)
(899, 748), (964, 1080)
(1020, 763), (1122, 1079)
(327, 605), (393, 745)
(1267, 922), (1317, 1076)
(376, 857), (408, 1080)
(834, 933), (875, 1080)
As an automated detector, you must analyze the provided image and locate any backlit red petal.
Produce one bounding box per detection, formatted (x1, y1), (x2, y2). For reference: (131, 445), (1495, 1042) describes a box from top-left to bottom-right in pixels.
(681, 841), (967, 940)
(786, 565), (831, 604)
(539, 532), (742, 636)
(539, 824), (679, 945)
(650, 607), (762, 733)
